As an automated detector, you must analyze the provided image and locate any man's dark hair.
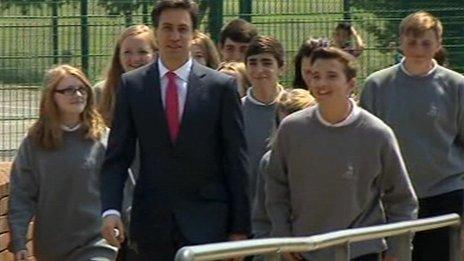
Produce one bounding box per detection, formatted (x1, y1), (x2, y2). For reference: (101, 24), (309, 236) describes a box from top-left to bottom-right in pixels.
(219, 18), (258, 46)
(245, 35), (285, 68)
(151, 0), (199, 30)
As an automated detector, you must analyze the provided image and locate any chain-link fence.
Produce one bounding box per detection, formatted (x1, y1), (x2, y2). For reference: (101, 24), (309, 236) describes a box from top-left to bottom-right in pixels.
(1, 0), (464, 160)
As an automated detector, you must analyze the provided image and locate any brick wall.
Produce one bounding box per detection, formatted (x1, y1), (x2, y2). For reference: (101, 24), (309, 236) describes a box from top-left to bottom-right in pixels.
(0, 162), (34, 261)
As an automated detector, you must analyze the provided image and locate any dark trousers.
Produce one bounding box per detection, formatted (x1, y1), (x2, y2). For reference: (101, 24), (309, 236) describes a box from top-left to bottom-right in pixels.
(352, 253), (380, 261)
(412, 189), (463, 261)
(125, 224), (188, 261)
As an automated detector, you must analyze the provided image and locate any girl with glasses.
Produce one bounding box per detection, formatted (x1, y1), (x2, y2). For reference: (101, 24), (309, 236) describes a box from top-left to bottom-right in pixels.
(8, 65), (116, 261)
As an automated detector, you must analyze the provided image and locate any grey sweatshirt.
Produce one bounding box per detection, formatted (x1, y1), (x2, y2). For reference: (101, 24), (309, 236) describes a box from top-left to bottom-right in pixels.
(266, 106), (418, 259)
(360, 63), (464, 198)
(251, 150), (272, 238)
(8, 128), (117, 260)
(242, 88), (278, 205)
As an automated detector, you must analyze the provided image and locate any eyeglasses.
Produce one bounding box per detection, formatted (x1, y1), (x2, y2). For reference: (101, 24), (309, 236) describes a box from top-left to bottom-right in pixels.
(54, 86), (88, 96)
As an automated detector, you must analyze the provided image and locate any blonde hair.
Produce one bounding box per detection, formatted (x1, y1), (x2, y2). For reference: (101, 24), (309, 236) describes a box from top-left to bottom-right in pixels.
(217, 61), (251, 97)
(277, 89), (316, 116)
(192, 31), (221, 69)
(29, 65), (106, 150)
(267, 88), (315, 149)
(399, 11), (443, 39)
(99, 25), (157, 126)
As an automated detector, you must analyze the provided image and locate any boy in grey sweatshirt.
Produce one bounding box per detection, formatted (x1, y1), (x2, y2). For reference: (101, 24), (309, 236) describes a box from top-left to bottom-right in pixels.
(242, 36), (285, 233)
(360, 11), (464, 261)
(266, 47), (417, 260)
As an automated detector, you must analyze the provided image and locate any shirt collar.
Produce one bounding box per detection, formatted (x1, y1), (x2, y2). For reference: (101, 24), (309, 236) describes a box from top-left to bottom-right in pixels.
(61, 123), (82, 132)
(245, 85), (284, 106)
(400, 58), (437, 77)
(158, 58), (193, 82)
(316, 98), (360, 127)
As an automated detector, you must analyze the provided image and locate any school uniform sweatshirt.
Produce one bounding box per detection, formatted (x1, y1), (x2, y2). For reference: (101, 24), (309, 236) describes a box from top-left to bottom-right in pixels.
(251, 150), (272, 238)
(360, 63), (464, 198)
(8, 127), (116, 260)
(266, 105), (418, 259)
(242, 87), (279, 204)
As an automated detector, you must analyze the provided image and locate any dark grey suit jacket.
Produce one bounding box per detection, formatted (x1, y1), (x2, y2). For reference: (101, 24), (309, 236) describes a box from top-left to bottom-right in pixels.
(100, 59), (250, 249)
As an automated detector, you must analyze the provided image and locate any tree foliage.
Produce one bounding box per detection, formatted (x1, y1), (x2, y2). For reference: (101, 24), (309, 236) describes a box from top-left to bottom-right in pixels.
(351, 0), (463, 50)
(0, 0), (71, 15)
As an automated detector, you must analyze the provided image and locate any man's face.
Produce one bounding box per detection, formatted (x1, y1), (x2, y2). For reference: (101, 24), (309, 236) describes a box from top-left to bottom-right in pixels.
(220, 38), (249, 62)
(155, 8), (193, 62)
(400, 29), (441, 63)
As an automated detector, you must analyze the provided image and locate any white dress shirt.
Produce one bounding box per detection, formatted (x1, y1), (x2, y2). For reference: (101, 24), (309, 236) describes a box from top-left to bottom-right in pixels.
(158, 58), (193, 119)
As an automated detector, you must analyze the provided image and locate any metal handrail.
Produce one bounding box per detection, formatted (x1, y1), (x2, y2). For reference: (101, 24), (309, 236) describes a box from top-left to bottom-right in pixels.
(175, 213), (461, 261)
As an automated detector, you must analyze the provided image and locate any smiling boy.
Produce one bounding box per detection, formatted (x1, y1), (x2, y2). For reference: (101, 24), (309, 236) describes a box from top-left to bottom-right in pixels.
(242, 36), (285, 237)
(266, 47), (417, 261)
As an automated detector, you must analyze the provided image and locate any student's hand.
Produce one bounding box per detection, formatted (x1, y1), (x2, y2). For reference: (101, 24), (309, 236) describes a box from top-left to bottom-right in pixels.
(283, 252), (304, 261)
(227, 234), (248, 261)
(101, 214), (125, 248)
(383, 255), (398, 261)
(15, 250), (27, 261)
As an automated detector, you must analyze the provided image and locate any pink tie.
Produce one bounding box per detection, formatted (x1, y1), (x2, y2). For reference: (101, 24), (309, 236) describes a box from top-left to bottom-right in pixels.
(166, 71), (180, 142)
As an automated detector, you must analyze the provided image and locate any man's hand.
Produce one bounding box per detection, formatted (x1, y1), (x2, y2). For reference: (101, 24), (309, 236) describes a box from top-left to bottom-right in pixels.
(227, 234), (248, 261)
(15, 250), (27, 261)
(101, 214), (125, 248)
(283, 252), (304, 261)
(229, 233), (248, 241)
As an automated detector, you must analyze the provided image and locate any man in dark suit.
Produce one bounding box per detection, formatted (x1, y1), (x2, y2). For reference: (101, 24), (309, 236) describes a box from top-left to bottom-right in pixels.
(100, 0), (250, 259)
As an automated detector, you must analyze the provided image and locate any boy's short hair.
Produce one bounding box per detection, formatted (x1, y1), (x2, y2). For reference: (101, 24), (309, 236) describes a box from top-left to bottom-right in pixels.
(309, 47), (357, 80)
(245, 35), (285, 68)
(152, 0), (199, 30)
(399, 11), (443, 39)
(219, 18), (258, 46)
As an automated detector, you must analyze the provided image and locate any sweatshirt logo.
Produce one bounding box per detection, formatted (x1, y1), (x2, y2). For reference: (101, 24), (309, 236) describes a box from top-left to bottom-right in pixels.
(427, 104), (438, 118)
(342, 165), (357, 180)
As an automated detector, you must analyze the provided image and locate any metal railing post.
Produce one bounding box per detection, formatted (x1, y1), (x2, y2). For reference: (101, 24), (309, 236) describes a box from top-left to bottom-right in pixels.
(395, 233), (412, 261)
(334, 243), (349, 261)
(80, 0), (89, 74)
(208, 0), (223, 44)
(51, 0), (59, 64)
(239, 0), (252, 23)
(449, 225), (461, 261)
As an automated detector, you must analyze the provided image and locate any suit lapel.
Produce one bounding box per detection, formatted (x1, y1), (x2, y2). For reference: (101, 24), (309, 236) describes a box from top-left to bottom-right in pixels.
(176, 61), (206, 147)
(142, 61), (172, 144)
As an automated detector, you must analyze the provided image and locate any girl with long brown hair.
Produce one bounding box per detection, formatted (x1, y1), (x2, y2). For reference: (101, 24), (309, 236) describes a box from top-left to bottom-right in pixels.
(95, 24), (157, 126)
(9, 65), (116, 261)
